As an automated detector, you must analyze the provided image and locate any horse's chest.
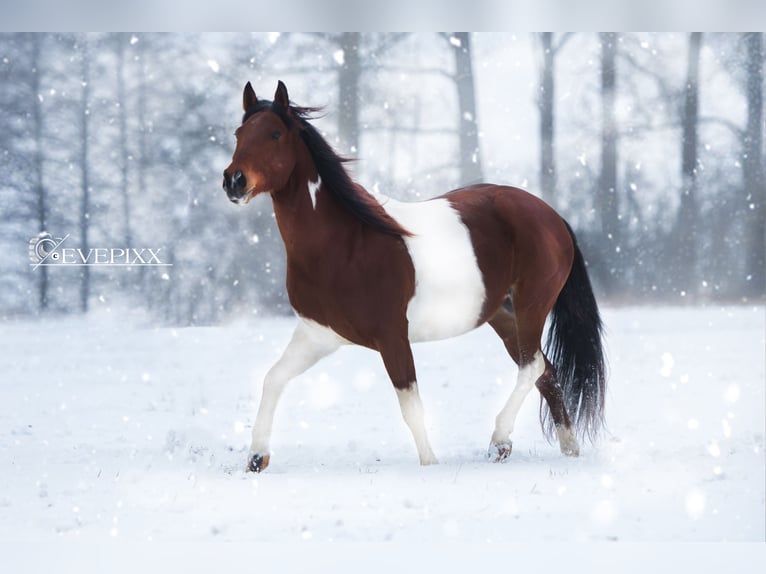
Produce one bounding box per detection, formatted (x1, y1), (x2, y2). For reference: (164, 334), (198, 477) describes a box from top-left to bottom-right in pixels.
(380, 197), (486, 342)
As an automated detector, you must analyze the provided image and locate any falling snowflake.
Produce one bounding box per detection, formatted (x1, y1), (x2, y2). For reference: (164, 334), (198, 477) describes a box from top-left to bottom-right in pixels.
(687, 419), (699, 430)
(706, 441), (720, 457)
(685, 489), (706, 519)
(660, 352), (674, 377)
(724, 384), (740, 404)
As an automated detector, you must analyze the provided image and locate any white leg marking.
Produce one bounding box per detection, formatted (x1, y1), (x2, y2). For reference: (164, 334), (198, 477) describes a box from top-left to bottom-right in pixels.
(396, 383), (438, 465)
(250, 319), (343, 455)
(307, 176), (321, 210)
(491, 351), (545, 447)
(556, 425), (580, 456)
(378, 196), (486, 342)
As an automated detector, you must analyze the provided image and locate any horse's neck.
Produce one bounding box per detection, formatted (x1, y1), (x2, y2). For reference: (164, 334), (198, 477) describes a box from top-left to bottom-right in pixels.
(271, 168), (353, 260)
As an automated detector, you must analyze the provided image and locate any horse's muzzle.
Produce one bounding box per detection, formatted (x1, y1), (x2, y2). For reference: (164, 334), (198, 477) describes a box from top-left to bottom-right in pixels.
(223, 169), (247, 203)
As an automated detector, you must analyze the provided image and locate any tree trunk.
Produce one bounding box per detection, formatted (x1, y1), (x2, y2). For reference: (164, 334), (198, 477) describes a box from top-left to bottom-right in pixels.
(743, 32), (764, 298)
(539, 33), (556, 208)
(116, 34), (132, 248)
(598, 33), (620, 294)
(337, 32), (360, 156)
(31, 35), (49, 311)
(137, 36), (148, 205)
(136, 35), (149, 294)
(451, 32), (483, 185)
(676, 32), (702, 296)
(79, 37), (91, 313)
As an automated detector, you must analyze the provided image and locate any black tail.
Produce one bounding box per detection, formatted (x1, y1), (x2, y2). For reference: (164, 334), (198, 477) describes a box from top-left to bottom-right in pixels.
(543, 221), (607, 441)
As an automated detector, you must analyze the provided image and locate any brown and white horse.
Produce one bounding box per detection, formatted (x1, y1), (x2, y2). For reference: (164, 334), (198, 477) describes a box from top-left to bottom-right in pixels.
(223, 81), (606, 473)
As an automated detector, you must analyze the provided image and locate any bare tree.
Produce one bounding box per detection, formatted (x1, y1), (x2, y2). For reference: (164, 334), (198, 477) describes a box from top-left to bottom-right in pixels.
(78, 36), (92, 313)
(31, 35), (49, 311)
(321, 33), (408, 157)
(301, 33), (363, 156)
(597, 33), (620, 293)
(116, 33), (132, 248)
(537, 33), (573, 209)
(337, 32), (361, 155)
(674, 33), (703, 296)
(305, 33), (365, 156)
(136, 35), (148, 212)
(448, 32), (483, 185)
(743, 33), (764, 298)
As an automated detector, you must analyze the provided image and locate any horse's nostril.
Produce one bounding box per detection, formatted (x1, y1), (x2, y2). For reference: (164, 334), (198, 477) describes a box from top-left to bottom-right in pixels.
(223, 170), (246, 194)
(231, 170), (245, 190)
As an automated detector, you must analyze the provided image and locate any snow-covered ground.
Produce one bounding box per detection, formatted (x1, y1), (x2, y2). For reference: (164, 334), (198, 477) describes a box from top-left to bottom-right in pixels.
(1, 306), (764, 562)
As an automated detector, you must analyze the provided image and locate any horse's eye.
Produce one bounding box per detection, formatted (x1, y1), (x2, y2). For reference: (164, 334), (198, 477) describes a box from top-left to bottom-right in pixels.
(271, 130), (282, 141)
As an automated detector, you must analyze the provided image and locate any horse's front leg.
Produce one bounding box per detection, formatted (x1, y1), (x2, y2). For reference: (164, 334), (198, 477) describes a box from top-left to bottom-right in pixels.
(378, 335), (438, 466)
(248, 320), (340, 472)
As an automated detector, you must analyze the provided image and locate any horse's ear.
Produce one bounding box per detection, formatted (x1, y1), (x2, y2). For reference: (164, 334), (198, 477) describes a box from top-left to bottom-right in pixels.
(274, 81), (290, 112)
(243, 81), (257, 112)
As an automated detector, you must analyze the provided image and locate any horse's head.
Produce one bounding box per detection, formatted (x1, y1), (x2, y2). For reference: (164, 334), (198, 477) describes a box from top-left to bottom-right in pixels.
(223, 81), (300, 204)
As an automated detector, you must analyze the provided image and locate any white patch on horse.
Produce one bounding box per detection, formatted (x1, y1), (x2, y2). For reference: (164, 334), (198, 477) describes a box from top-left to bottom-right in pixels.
(396, 383), (438, 465)
(378, 196), (486, 342)
(556, 425), (580, 456)
(491, 351), (545, 447)
(307, 176), (321, 210)
(299, 315), (352, 347)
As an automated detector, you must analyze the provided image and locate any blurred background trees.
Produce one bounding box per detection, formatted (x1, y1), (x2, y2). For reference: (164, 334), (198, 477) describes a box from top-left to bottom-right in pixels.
(1, 32), (763, 324)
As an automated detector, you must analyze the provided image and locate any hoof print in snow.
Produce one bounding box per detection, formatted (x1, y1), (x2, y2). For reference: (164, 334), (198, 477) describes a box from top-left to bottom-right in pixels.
(248, 453), (270, 473)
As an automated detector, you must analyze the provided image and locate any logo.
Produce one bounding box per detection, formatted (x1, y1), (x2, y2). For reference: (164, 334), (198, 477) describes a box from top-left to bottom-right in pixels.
(29, 232), (172, 269)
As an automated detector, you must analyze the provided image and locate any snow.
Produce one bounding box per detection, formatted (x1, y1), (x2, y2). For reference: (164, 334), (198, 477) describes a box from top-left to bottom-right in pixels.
(1, 306), (764, 566)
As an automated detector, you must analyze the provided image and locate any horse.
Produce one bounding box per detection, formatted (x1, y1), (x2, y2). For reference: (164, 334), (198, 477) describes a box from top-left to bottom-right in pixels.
(223, 81), (606, 473)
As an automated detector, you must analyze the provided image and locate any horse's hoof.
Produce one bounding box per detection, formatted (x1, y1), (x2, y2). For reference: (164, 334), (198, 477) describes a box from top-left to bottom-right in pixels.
(247, 453), (270, 473)
(488, 442), (512, 462)
(556, 426), (580, 457)
(561, 443), (580, 457)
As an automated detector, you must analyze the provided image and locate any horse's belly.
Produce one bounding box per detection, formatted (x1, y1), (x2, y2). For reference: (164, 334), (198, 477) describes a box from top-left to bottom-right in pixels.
(378, 196), (486, 343)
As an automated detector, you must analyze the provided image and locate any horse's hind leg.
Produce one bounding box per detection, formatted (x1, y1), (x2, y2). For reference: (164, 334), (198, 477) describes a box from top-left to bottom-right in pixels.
(487, 298), (579, 460)
(487, 301), (534, 460)
(488, 349), (545, 461)
(535, 357), (579, 455)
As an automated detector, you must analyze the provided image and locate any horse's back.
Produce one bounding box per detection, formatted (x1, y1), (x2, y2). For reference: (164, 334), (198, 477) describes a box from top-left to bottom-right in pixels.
(443, 184), (573, 263)
(443, 184), (568, 233)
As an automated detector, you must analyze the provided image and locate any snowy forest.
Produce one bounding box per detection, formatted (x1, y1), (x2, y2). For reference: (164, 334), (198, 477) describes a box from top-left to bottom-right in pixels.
(1, 33), (763, 324)
(2, 32), (765, 554)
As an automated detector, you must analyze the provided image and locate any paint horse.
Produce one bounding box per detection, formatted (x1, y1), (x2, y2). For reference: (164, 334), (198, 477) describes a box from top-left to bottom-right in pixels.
(223, 81), (606, 473)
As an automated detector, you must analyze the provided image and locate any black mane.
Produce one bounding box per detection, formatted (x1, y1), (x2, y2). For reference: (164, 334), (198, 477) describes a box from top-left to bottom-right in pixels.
(243, 100), (411, 238)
